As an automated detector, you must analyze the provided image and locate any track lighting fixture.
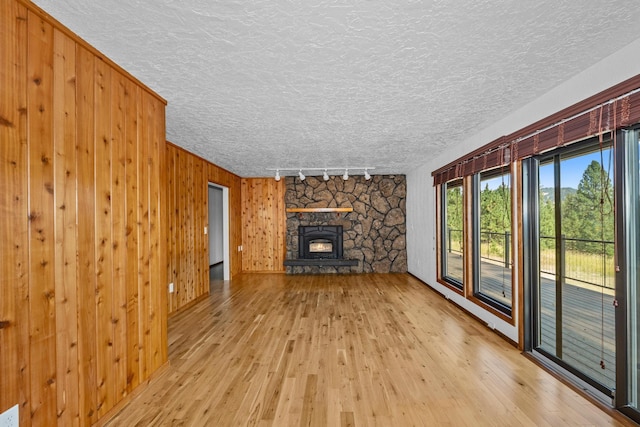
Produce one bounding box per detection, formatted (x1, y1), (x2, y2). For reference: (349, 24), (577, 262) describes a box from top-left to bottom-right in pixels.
(267, 167), (375, 181)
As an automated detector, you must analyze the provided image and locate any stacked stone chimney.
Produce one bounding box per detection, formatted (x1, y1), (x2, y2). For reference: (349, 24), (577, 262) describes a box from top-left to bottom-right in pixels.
(285, 175), (407, 274)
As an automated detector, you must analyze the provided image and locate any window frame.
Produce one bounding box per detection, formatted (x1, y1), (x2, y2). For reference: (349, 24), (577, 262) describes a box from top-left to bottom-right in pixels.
(617, 127), (640, 421)
(470, 167), (514, 319)
(438, 178), (465, 294)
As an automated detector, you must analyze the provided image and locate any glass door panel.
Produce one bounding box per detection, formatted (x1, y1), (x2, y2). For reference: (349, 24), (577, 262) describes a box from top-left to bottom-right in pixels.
(537, 159), (557, 354)
(624, 129), (640, 409)
(535, 143), (616, 393)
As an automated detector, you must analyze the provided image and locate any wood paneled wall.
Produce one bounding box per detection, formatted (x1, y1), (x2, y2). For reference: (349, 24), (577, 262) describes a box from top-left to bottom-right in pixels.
(1, 1), (167, 425)
(165, 143), (243, 315)
(241, 178), (287, 272)
(211, 164), (243, 280)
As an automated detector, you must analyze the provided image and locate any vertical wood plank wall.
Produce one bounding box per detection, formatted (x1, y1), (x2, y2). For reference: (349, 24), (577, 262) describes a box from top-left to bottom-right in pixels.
(165, 143), (243, 315)
(241, 178), (287, 272)
(221, 165), (244, 278)
(0, 0), (168, 425)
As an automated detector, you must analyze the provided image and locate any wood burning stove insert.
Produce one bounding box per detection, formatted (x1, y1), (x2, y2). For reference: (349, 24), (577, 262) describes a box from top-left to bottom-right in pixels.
(298, 225), (343, 259)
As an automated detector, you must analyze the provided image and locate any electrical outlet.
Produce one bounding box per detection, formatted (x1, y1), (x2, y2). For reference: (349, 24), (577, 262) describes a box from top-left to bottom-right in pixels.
(238, 245), (243, 252)
(0, 404), (19, 427)
(168, 282), (174, 293)
(204, 226), (208, 235)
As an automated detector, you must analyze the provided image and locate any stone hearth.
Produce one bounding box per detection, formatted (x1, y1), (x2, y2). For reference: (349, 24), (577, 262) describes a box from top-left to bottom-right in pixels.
(285, 175), (407, 274)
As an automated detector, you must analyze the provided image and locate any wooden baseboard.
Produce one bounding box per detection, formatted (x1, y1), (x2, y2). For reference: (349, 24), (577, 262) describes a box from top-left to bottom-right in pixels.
(93, 360), (171, 427)
(168, 293), (209, 318)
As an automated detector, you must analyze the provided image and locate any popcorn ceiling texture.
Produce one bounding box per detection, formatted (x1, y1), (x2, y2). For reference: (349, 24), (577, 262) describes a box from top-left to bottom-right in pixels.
(32, 0), (640, 177)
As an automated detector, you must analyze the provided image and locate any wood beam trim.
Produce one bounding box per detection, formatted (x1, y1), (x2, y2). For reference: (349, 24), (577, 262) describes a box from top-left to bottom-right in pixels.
(285, 208), (353, 213)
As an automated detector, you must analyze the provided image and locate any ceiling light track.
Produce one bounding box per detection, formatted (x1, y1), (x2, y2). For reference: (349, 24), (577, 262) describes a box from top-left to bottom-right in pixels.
(268, 167), (374, 181)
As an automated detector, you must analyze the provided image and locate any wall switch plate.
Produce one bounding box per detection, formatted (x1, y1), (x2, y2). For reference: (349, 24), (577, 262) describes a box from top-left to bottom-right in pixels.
(168, 282), (174, 293)
(204, 226), (208, 235)
(0, 404), (19, 427)
(238, 245), (243, 251)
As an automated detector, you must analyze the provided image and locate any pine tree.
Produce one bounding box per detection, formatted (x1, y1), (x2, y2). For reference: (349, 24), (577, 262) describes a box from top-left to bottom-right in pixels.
(446, 184), (463, 251)
(480, 181), (511, 257)
(538, 193), (555, 250)
(562, 160), (614, 254)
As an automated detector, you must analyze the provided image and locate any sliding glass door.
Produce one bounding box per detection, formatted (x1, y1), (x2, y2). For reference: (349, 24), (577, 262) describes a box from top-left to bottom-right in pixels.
(529, 140), (616, 395)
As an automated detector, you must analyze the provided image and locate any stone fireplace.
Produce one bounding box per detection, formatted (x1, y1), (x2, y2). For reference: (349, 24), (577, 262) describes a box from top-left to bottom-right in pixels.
(284, 175), (407, 274)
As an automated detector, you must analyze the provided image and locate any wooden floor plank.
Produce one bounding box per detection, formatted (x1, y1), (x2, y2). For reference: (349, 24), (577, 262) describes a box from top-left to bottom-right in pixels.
(450, 252), (617, 387)
(106, 273), (633, 426)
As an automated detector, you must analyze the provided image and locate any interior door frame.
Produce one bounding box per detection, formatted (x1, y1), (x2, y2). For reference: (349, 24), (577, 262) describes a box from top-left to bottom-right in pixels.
(208, 182), (230, 281)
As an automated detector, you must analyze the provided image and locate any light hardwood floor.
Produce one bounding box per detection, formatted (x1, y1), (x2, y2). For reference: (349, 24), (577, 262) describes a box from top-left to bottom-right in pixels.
(106, 273), (634, 426)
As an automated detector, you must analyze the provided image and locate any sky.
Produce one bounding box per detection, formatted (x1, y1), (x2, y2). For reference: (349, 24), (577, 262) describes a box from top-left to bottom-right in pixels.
(538, 147), (613, 189)
(480, 147), (613, 190)
(482, 173), (510, 191)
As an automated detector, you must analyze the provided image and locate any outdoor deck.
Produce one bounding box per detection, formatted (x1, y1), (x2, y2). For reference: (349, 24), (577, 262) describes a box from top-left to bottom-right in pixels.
(446, 252), (616, 388)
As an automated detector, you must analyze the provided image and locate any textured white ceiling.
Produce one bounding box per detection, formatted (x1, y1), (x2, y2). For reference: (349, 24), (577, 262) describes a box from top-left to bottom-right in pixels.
(33, 0), (640, 177)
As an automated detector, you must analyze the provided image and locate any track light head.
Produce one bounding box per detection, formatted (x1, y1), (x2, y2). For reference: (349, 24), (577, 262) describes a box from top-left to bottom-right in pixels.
(343, 169), (349, 180)
(275, 169), (280, 181)
(323, 169), (329, 181)
(364, 169), (371, 180)
(298, 170), (305, 181)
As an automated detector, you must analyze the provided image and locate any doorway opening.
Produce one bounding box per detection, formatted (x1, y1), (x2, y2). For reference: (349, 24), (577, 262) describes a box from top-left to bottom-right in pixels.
(208, 183), (230, 285)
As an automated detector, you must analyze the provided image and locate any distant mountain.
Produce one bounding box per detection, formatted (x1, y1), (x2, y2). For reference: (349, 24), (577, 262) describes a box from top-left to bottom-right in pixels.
(539, 187), (577, 203)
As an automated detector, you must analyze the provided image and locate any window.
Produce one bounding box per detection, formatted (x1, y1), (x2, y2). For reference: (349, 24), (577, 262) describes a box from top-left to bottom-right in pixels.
(441, 179), (464, 289)
(432, 76), (640, 421)
(472, 169), (512, 315)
